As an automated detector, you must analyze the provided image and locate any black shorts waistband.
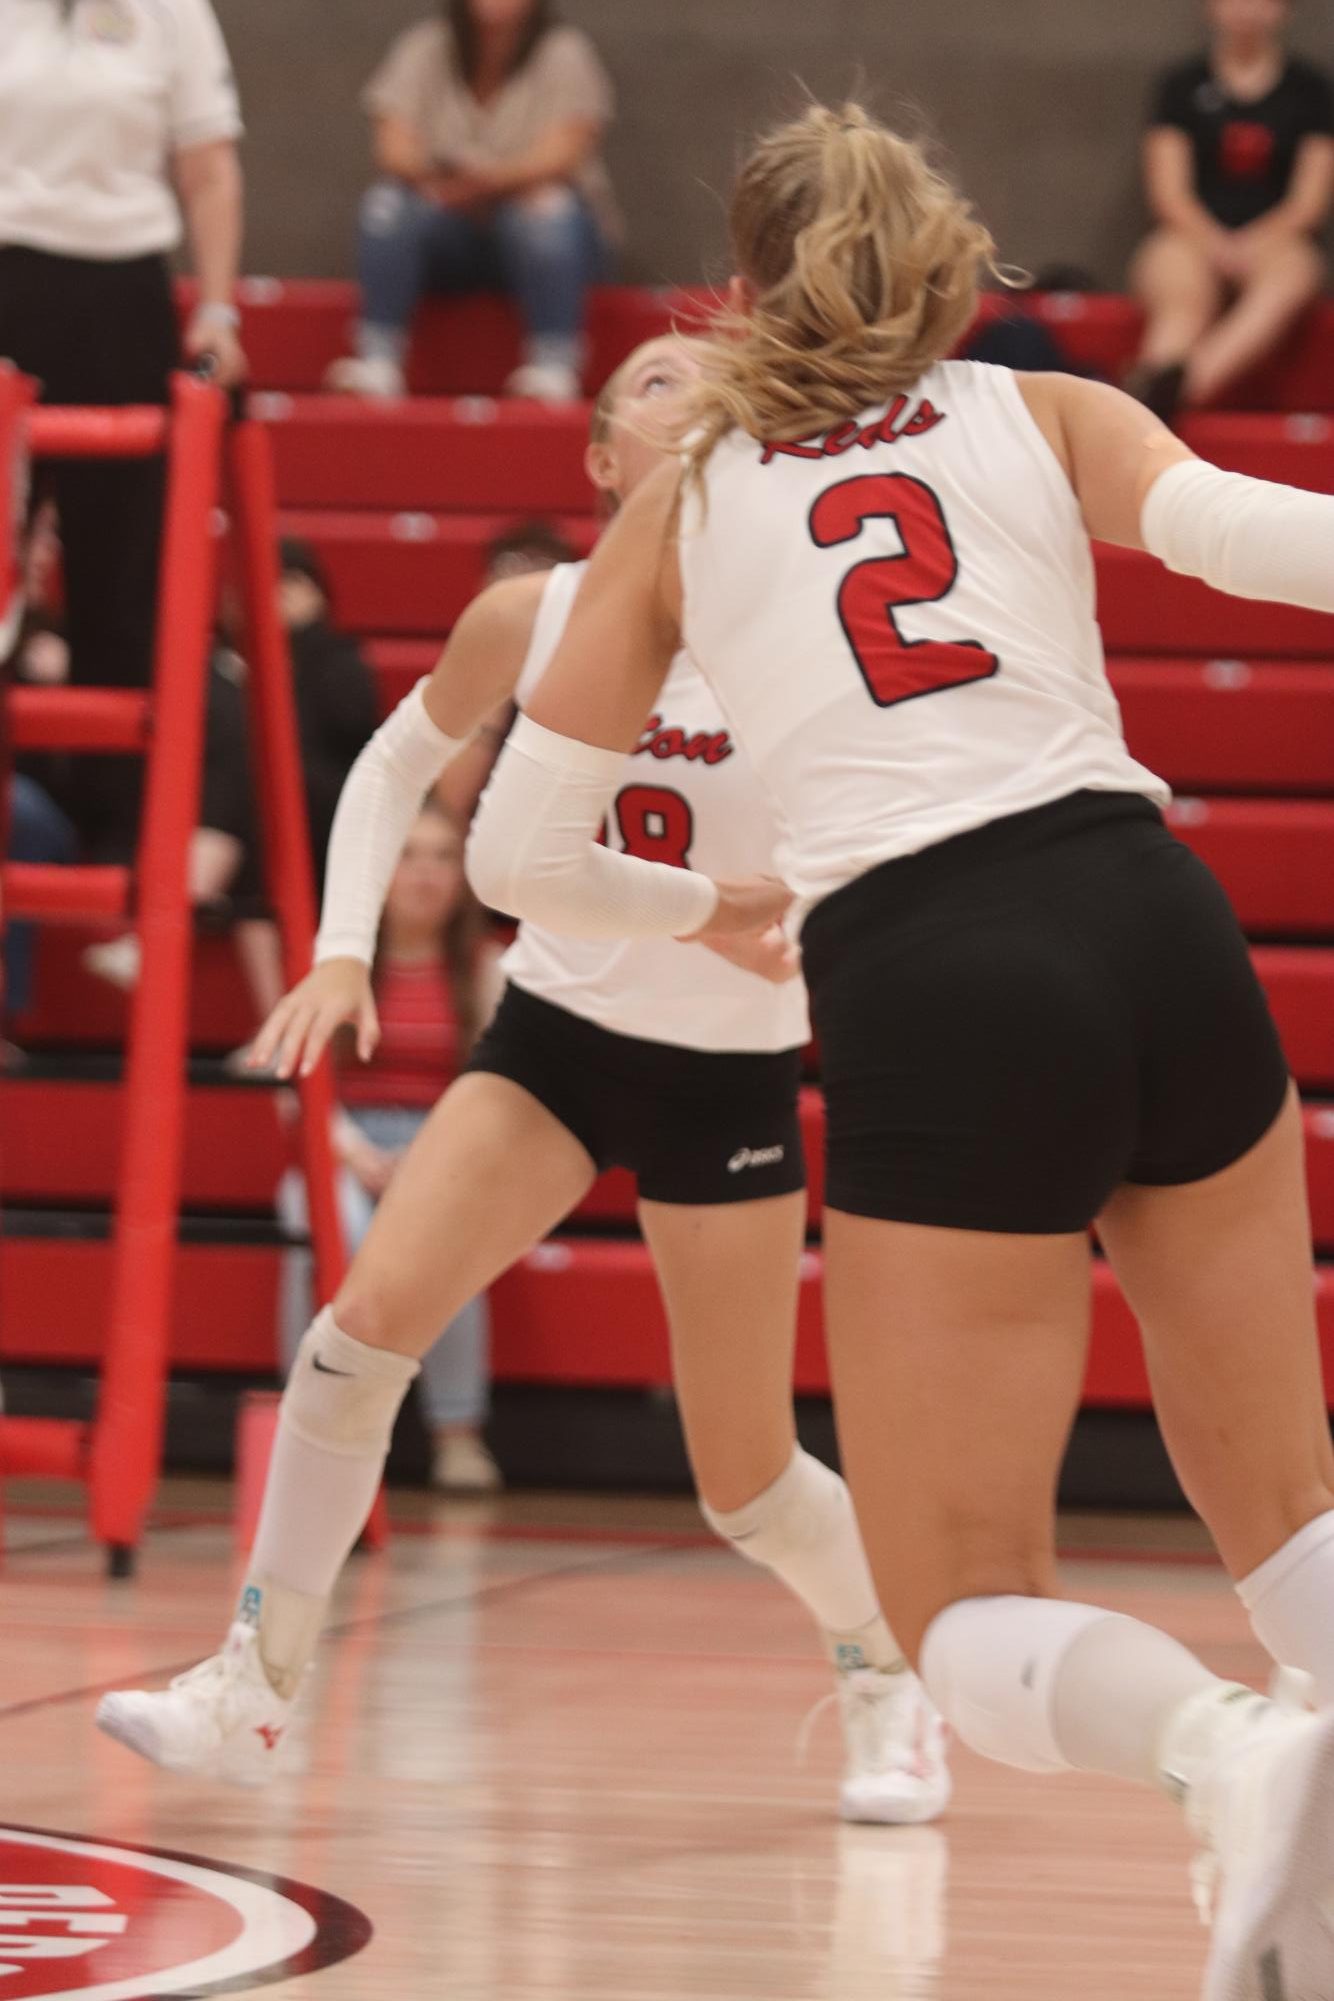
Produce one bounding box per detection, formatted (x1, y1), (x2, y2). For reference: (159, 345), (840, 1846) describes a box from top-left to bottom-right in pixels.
(802, 789), (1163, 974)
(497, 979), (803, 1088)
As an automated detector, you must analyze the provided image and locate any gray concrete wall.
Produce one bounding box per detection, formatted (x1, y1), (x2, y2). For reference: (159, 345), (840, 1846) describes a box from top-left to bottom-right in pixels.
(216, 0), (1334, 284)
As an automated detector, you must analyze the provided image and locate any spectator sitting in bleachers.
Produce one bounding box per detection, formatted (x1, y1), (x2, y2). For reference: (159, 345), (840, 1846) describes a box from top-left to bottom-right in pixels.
(277, 801), (505, 1492)
(483, 515), (578, 582)
(85, 541), (377, 1030)
(1127, 0), (1334, 419)
(326, 0), (619, 406)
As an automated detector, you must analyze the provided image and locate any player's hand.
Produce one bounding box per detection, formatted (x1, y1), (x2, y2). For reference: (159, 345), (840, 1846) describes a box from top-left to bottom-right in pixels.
(699, 922), (801, 985)
(687, 874), (793, 942)
(248, 958), (379, 1080)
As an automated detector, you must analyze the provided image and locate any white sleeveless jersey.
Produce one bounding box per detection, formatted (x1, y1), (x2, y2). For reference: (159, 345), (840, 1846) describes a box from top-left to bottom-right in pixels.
(500, 564), (810, 1053)
(679, 360), (1170, 920)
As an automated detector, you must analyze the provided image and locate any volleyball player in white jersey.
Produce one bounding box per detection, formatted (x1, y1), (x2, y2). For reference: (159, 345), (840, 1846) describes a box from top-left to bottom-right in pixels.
(462, 105), (1334, 2000)
(96, 337), (949, 1825)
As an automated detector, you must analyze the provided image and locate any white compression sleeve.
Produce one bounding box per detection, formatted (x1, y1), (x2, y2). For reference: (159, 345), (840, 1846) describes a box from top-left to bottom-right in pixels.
(1141, 456), (1334, 613)
(465, 713), (719, 939)
(313, 679), (464, 966)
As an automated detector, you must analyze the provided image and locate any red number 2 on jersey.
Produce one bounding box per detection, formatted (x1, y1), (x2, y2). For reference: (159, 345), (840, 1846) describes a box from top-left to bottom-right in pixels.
(809, 472), (1000, 709)
(612, 784), (694, 868)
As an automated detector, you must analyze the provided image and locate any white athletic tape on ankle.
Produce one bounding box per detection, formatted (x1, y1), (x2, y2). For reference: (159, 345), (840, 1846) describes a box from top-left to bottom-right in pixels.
(701, 1447), (884, 1640)
(1237, 1509), (1334, 1706)
(920, 1595), (1113, 1773)
(281, 1309), (419, 1459)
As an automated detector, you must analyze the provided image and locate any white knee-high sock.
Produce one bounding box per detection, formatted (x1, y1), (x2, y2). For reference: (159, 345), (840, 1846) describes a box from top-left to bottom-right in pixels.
(1237, 1511), (1334, 1704)
(920, 1594), (1252, 1790)
(701, 1448), (904, 1671)
(240, 1309), (419, 1697)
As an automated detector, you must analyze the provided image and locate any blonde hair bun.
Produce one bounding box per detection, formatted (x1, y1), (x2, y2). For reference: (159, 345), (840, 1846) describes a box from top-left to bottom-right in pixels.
(686, 102), (995, 470)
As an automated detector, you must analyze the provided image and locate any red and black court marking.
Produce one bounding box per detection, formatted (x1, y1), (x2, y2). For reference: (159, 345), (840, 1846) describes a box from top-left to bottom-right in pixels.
(0, 1825), (370, 1999)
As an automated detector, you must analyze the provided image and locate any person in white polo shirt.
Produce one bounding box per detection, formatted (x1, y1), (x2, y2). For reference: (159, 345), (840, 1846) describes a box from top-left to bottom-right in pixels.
(0, 0), (245, 860)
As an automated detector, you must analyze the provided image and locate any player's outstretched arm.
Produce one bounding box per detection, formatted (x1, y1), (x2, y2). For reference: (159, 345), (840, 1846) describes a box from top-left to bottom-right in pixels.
(247, 576), (543, 1078)
(1025, 371), (1334, 615)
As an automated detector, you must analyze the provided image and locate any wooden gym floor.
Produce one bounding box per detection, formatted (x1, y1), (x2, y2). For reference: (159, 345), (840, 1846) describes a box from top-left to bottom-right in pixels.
(1, 1485), (1258, 1999)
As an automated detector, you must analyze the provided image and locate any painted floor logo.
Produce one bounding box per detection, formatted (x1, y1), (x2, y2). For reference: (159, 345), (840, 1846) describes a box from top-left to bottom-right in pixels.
(0, 1825), (371, 1999)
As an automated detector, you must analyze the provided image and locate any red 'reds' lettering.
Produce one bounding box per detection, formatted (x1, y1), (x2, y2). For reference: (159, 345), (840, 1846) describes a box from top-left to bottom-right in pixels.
(761, 395), (946, 465)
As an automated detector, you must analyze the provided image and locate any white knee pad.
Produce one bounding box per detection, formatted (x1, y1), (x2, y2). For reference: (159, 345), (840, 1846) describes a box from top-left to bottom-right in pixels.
(920, 1595), (1113, 1774)
(281, 1308), (419, 1459)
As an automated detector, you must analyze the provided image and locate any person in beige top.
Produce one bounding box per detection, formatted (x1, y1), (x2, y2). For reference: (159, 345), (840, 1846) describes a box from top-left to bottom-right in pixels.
(328, 0), (618, 404)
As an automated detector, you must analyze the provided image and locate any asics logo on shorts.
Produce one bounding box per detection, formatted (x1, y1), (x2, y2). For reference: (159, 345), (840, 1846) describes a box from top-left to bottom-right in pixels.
(728, 1144), (786, 1174)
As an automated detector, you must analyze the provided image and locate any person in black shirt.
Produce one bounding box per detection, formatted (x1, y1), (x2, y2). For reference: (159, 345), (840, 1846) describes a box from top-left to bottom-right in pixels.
(1128, 0), (1334, 416)
(84, 539), (379, 1032)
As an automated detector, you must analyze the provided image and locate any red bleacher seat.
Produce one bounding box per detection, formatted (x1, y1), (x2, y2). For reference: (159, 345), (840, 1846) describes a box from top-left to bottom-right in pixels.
(256, 388), (1334, 524)
(487, 1247), (1334, 1402)
(9, 932), (259, 1050)
(1255, 949), (1334, 1087)
(190, 280), (713, 398)
(1096, 544), (1334, 655)
(0, 1081), (289, 1208)
(315, 519), (1334, 670)
(196, 282), (1334, 410)
(7, 1076), (1332, 1251)
(1181, 413), (1334, 492)
(1164, 799), (1334, 935)
(1112, 659), (1334, 793)
(260, 396), (597, 513)
(0, 1239), (281, 1372)
(8, 1226), (1327, 1409)
(277, 508), (597, 633)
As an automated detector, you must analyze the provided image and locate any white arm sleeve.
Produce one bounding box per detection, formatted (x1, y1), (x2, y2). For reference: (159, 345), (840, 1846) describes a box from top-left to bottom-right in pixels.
(313, 679), (465, 966)
(1141, 457), (1334, 612)
(465, 713), (720, 940)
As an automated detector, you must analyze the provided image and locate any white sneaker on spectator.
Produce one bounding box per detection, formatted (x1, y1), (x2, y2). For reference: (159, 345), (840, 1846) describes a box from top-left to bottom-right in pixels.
(503, 360), (582, 404)
(431, 1431), (503, 1494)
(83, 933), (141, 991)
(96, 1622), (294, 1786)
(323, 355), (407, 400)
(836, 1665), (952, 1824)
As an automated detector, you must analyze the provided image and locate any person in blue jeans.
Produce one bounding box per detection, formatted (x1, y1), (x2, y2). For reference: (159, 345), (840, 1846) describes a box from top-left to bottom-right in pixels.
(328, 0), (620, 405)
(278, 802), (505, 1490)
(4, 774), (77, 1031)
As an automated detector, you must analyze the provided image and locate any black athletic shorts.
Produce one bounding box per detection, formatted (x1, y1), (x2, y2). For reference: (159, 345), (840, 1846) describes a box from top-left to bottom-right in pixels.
(466, 980), (806, 1206)
(800, 789), (1290, 1234)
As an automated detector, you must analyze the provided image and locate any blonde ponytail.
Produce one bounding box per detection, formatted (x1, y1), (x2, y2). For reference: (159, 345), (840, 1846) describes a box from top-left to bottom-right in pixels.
(684, 104), (996, 473)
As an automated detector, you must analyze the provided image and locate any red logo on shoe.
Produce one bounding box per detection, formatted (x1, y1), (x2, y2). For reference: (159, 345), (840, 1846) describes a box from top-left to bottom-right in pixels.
(254, 1723), (285, 1752)
(0, 1825), (369, 1997)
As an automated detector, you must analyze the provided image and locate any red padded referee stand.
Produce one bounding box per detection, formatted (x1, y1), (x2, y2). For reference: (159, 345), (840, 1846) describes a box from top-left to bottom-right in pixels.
(0, 362), (376, 1572)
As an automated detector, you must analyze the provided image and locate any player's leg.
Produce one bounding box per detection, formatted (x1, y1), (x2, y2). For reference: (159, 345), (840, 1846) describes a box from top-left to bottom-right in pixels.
(803, 808), (1334, 1995)
(1097, 1087), (1334, 1676)
(823, 1207), (1334, 1999)
(96, 1068), (596, 1780)
(1184, 235), (1325, 406)
(640, 1183), (949, 1823)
